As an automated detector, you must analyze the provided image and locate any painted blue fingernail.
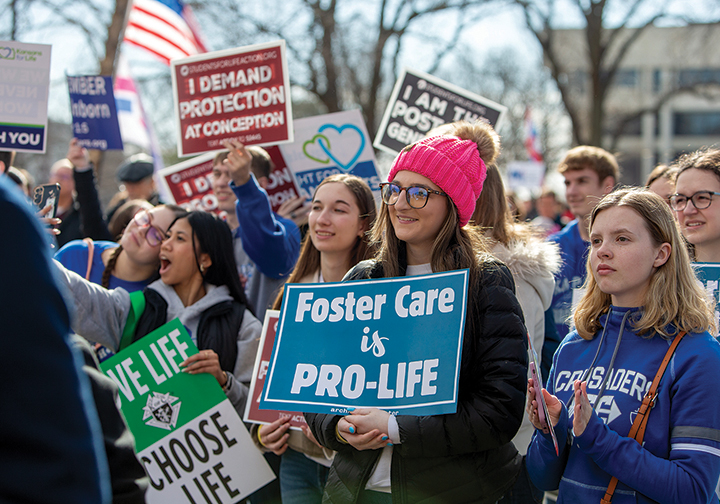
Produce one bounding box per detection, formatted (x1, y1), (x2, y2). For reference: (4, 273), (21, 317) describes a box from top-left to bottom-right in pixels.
(348, 426), (355, 434)
(387, 442), (393, 446)
(382, 436), (388, 441)
(347, 407), (355, 412)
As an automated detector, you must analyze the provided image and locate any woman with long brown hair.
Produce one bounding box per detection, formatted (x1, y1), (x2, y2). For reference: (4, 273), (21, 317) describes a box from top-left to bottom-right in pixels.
(305, 124), (528, 504)
(256, 173), (377, 504)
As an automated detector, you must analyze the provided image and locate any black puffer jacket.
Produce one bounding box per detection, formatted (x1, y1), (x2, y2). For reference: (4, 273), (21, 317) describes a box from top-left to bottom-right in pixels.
(306, 258), (528, 504)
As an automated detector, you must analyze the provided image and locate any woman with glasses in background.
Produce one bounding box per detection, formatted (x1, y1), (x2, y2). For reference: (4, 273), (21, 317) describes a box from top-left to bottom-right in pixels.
(305, 123), (528, 504)
(55, 204), (187, 361)
(56, 205), (187, 290)
(671, 149), (720, 263)
(671, 149), (720, 342)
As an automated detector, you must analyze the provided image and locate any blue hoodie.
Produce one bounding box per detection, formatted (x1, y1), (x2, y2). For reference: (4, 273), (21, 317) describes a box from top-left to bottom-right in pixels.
(230, 174), (300, 319)
(549, 219), (589, 341)
(527, 306), (720, 503)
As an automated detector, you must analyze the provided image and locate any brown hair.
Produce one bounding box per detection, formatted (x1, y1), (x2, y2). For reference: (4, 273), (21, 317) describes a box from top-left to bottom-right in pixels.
(646, 164), (676, 188)
(213, 146), (274, 180)
(107, 199), (154, 240)
(574, 187), (714, 340)
(272, 174), (377, 309)
(671, 147), (720, 185)
(558, 145), (620, 183)
(471, 163), (539, 245)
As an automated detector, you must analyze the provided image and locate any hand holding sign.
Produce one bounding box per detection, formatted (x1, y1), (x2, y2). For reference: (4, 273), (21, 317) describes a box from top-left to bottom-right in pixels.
(338, 409), (389, 451)
(67, 138), (90, 169)
(181, 348), (227, 387)
(258, 416), (291, 455)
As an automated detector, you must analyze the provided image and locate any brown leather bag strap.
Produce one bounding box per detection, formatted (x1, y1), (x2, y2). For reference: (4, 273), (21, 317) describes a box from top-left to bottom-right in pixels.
(83, 237), (94, 280)
(600, 331), (686, 504)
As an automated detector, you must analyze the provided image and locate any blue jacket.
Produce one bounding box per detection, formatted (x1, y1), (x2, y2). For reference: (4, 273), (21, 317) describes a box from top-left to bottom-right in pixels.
(231, 174), (300, 318)
(548, 220), (588, 341)
(0, 176), (111, 504)
(527, 306), (720, 503)
(55, 239), (153, 291)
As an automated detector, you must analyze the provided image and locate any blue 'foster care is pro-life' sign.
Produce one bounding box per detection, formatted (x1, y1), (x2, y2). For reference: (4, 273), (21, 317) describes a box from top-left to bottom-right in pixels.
(67, 75), (123, 150)
(259, 270), (469, 416)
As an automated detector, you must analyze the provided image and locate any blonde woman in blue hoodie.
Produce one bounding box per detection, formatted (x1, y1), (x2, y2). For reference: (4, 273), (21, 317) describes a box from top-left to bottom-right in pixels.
(527, 188), (720, 503)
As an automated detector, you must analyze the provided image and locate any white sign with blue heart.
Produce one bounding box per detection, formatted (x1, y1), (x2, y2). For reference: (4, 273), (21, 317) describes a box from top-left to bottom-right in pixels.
(278, 109), (382, 202)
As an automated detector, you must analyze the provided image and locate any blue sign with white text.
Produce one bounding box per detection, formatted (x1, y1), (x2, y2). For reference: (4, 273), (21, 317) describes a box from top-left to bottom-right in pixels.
(67, 75), (123, 150)
(694, 263), (720, 338)
(260, 270), (469, 416)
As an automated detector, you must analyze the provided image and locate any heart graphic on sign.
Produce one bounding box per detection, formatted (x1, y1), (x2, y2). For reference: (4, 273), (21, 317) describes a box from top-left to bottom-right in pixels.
(0, 47), (15, 60)
(303, 134), (331, 164)
(317, 124), (365, 171)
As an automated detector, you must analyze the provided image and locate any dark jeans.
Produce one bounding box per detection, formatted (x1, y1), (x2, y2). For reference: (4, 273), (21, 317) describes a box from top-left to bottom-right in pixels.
(497, 456), (544, 504)
(279, 448), (330, 504)
(248, 452), (282, 504)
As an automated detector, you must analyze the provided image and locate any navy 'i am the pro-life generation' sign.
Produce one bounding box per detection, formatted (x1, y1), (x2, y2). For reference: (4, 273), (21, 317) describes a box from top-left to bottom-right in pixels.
(373, 68), (507, 156)
(67, 75), (123, 150)
(259, 270), (469, 416)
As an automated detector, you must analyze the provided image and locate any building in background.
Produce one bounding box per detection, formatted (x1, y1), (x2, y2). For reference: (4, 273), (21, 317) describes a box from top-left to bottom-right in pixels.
(553, 23), (720, 185)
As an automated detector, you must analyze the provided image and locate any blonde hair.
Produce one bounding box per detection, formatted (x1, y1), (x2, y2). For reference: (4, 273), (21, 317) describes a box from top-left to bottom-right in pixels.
(574, 187), (715, 340)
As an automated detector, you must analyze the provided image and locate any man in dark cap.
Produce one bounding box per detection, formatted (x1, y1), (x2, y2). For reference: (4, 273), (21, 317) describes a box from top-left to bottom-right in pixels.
(105, 153), (163, 222)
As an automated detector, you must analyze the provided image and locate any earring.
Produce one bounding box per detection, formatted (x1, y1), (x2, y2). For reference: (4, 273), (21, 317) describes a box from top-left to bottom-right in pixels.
(200, 265), (205, 273)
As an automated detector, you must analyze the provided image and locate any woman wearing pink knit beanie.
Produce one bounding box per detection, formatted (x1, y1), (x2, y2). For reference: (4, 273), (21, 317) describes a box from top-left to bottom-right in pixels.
(306, 122), (529, 504)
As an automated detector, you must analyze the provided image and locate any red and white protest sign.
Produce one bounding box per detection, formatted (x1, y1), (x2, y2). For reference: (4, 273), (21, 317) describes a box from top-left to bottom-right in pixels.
(244, 310), (307, 429)
(171, 40), (293, 157)
(157, 152), (221, 214)
(263, 146), (303, 212)
(158, 149), (303, 215)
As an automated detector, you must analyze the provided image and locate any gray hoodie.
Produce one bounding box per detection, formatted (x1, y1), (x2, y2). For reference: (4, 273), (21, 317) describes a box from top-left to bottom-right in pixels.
(54, 262), (261, 417)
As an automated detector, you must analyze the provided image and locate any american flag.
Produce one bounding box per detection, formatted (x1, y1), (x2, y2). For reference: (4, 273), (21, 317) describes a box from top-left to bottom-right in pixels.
(123, 0), (207, 65)
(524, 107), (543, 162)
(114, 54), (166, 176)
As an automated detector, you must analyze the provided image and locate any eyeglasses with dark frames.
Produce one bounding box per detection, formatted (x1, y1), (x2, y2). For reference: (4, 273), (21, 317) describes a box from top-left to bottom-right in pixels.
(379, 182), (448, 210)
(133, 210), (167, 247)
(669, 191), (720, 212)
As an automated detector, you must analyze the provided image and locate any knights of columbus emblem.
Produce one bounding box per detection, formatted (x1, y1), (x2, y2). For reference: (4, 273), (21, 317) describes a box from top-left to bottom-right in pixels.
(142, 392), (181, 430)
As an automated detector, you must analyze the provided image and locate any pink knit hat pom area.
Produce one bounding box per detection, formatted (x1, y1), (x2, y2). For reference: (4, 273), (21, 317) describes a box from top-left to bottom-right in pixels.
(387, 135), (487, 227)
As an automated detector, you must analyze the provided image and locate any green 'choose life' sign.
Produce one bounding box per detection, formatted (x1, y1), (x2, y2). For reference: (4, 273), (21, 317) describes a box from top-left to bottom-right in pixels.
(100, 318), (274, 504)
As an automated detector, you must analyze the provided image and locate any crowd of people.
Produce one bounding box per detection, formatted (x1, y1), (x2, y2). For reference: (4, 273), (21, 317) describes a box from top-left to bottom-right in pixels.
(4, 118), (720, 504)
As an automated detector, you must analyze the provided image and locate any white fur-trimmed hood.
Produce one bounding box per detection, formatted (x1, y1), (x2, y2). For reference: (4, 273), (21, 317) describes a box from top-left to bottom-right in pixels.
(491, 236), (561, 310)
